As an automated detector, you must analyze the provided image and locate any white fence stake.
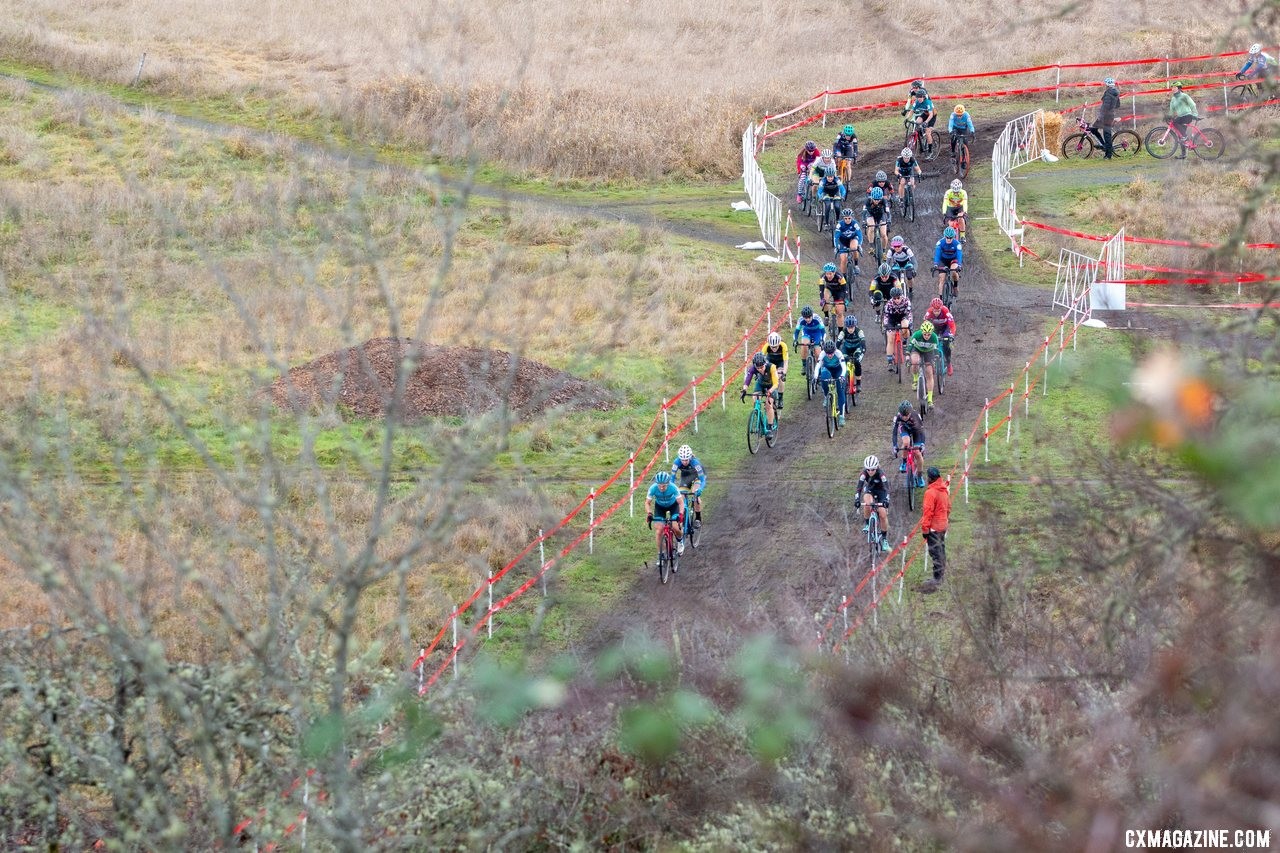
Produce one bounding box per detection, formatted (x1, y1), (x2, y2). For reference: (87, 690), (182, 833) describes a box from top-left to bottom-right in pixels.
(1024, 363), (1030, 417)
(1059, 323), (1064, 354)
(1223, 83), (1229, 109)
(720, 355), (727, 409)
(662, 400), (670, 462)
(743, 331), (748, 362)
(589, 490), (595, 554)
(898, 538), (908, 603)
(768, 306), (772, 329)
(301, 775), (309, 852)
(1055, 66), (1061, 102)
(1131, 94), (1138, 130)
(539, 530), (547, 597)
(841, 595), (848, 633)
(822, 91), (830, 127)
(1043, 338), (1050, 395)
(984, 398), (990, 463)
(785, 284), (792, 322)
(417, 648), (425, 693)
(451, 608), (459, 678)
(629, 455), (636, 516)
(872, 563), (878, 628)
(1007, 385), (1014, 443)
(963, 446), (970, 504)
(487, 570), (493, 638)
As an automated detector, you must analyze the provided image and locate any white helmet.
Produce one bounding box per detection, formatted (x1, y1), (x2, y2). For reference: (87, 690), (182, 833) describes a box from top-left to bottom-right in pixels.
(677, 444), (693, 463)
(950, 179), (963, 191)
(901, 147), (913, 158)
(863, 455), (880, 470)
(821, 149), (833, 159)
(1250, 43), (1262, 54)
(768, 332), (781, 348)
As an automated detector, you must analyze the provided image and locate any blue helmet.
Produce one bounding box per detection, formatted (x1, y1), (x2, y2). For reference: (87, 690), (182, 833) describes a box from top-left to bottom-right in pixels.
(845, 314), (857, 327)
(654, 471), (672, 485)
(823, 262), (837, 273)
(802, 305), (814, 318)
(943, 226), (957, 239)
(870, 187), (884, 201)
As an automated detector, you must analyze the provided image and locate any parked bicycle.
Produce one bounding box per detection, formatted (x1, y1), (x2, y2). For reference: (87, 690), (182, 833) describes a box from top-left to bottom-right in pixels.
(1060, 111), (1141, 159)
(1144, 119), (1225, 160)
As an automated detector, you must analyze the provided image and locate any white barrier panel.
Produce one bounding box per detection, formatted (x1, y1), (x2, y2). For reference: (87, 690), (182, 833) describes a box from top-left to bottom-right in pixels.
(991, 110), (1045, 257)
(742, 122), (783, 253)
(1053, 248), (1098, 325)
(1093, 227), (1127, 311)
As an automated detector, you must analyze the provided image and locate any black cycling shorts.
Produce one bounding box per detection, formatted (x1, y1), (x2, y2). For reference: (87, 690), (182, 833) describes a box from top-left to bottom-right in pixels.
(823, 284), (848, 304)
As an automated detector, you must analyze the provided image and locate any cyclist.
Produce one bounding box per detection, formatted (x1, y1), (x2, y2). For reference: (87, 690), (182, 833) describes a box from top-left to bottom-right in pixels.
(816, 169), (847, 223)
(833, 207), (863, 278)
(645, 471), (686, 556)
(882, 285), (913, 370)
(892, 400), (927, 487)
(1167, 82), (1199, 158)
(809, 149), (839, 186)
(817, 340), (848, 425)
(1237, 43), (1276, 82)
(866, 170), (896, 202)
(868, 262), (899, 317)
(863, 187), (892, 258)
(760, 331), (789, 410)
(794, 305), (827, 376)
(922, 297), (956, 375)
(837, 313), (866, 396)
(895, 147), (922, 201)
(933, 226), (964, 300)
(818, 262), (849, 328)
(796, 140), (820, 203)
(832, 123), (859, 181)
(948, 104), (976, 158)
(942, 179), (969, 242)
(856, 455), (893, 552)
(887, 235), (918, 297)
(671, 444), (706, 530)
(903, 85), (937, 153)
(907, 320), (942, 408)
(741, 352), (780, 432)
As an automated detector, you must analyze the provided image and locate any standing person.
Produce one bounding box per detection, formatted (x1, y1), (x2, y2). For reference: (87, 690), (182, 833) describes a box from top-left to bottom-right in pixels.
(919, 466), (950, 593)
(1167, 82), (1199, 159)
(1096, 77), (1121, 159)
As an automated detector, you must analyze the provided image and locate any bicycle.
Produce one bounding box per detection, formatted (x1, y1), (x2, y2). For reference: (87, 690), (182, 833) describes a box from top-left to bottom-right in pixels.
(1144, 119), (1225, 160)
(888, 324), (907, 384)
(822, 372), (842, 438)
(678, 487), (702, 552)
(744, 391), (777, 454)
(819, 197), (841, 232)
(801, 180), (818, 217)
(865, 501), (888, 564)
(805, 347), (822, 401)
(870, 227), (885, 266)
(1060, 112), (1141, 159)
(951, 133), (971, 179)
(900, 181), (916, 222)
(891, 263), (915, 301)
(897, 442), (925, 512)
(845, 355), (861, 408)
(914, 357), (931, 418)
(650, 511), (680, 584)
(836, 156), (855, 186)
(933, 344), (948, 396)
(937, 265), (961, 313)
(1230, 78), (1263, 104)
(904, 116), (938, 161)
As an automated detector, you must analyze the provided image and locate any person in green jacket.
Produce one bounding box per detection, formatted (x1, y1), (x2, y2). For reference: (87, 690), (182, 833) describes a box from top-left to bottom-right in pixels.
(1168, 81), (1200, 159)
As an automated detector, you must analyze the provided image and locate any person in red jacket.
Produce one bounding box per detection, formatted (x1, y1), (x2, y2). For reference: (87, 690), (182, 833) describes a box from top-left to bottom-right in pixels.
(919, 466), (950, 593)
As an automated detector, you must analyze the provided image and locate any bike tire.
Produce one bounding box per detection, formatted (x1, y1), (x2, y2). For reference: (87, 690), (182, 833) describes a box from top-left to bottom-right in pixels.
(916, 369), (928, 418)
(906, 466), (917, 512)
(1230, 84), (1254, 104)
(935, 351), (946, 397)
(957, 143), (970, 179)
(905, 188), (915, 222)
(867, 516), (880, 566)
(658, 536), (671, 584)
(1192, 128), (1226, 160)
(1111, 129), (1141, 158)
(1060, 133), (1094, 159)
(805, 355), (815, 400)
(1144, 126), (1178, 159)
(746, 406), (762, 455)
(942, 276), (955, 310)
(825, 392), (836, 438)
(873, 231), (883, 265)
(848, 371), (858, 407)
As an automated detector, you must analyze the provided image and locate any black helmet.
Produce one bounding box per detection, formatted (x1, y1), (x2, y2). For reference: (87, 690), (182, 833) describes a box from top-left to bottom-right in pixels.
(823, 340), (836, 355)
(889, 286), (903, 299)
(801, 305), (814, 319)
(752, 352), (767, 368)
(899, 400), (912, 414)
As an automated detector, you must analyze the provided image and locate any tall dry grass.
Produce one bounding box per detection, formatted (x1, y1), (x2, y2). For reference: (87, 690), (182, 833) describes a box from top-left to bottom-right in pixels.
(0, 0), (1245, 177)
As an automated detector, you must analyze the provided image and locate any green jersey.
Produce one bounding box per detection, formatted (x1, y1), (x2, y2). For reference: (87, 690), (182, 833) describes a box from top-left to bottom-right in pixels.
(908, 329), (940, 355)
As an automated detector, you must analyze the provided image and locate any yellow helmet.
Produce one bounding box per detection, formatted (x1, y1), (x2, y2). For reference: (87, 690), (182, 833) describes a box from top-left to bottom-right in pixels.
(953, 104), (966, 115)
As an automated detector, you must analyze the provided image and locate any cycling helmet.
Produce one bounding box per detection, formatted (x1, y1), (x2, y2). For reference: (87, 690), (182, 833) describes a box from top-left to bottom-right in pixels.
(842, 124), (855, 136)
(823, 340), (836, 355)
(870, 187), (884, 201)
(1250, 43), (1262, 55)
(654, 471), (672, 485)
(805, 140), (817, 152)
(823, 262), (837, 273)
(875, 170), (888, 182)
(1171, 80), (1184, 89)
(954, 104), (967, 115)
(752, 352), (767, 368)
(930, 296), (944, 311)
(878, 262), (892, 277)
(889, 286), (903, 298)
(845, 314), (857, 327)
(920, 320), (935, 336)
(802, 305), (814, 319)
(841, 207), (854, 218)
(890, 235), (905, 249)
(677, 444), (693, 463)
(950, 179), (963, 191)
(899, 401), (912, 414)
(768, 332), (781, 348)
(910, 79), (924, 89)
(863, 454), (880, 470)
(943, 226), (957, 239)
(821, 149), (833, 158)
(901, 147), (913, 159)
(1103, 76), (1115, 86)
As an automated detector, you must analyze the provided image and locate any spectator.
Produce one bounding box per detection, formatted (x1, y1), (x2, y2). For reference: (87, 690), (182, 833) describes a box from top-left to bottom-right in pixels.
(1096, 77), (1121, 159)
(919, 466), (950, 593)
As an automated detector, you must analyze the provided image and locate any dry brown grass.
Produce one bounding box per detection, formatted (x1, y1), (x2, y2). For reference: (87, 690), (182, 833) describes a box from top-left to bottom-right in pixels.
(0, 0), (1240, 177)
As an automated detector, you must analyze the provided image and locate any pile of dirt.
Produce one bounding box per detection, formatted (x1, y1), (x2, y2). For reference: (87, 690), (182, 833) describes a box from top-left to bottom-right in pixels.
(269, 338), (616, 421)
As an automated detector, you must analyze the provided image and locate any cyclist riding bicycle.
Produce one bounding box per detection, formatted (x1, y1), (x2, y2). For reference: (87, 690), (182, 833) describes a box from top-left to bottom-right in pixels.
(856, 455), (893, 552)
(904, 85), (937, 152)
(760, 331), (789, 410)
(645, 471), (686, 555)
(948, 104), (976, 155)
(809, 150), (839, 186)
(837, 313), (866, 394)
(868, 263), (899, 313)
(833, 207), (863, 277)
(923, 297), (956, 376)
(817, 171), (846, 221)
(892, 401), (927, 486)
(1237, 43), (1276, 81)
(796, 140), (820, 203)
(882, 285), (913, 369)
(794, 306), (827, 375)
(866, 170), (896, 201)
(818, 262), (849, 327)
(895, 147), (922, 199)
(833, 124), (859, 178)
(1167, 82), (1199, 158)
(863, 187), (892, 253)
(887, 235), (918, 292)
(942, 179), (969, 242)
(908, 320), (942, 408)
(671, 444), (706, 530)
(933, 226), (964, 299)
(741, 352), (780, 431)
(817, 340), (848, 426)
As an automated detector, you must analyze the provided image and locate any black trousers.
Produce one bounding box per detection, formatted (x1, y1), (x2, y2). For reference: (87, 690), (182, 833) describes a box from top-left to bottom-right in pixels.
(925, 530), (947, 580)
(1089, 126), (1114, 157)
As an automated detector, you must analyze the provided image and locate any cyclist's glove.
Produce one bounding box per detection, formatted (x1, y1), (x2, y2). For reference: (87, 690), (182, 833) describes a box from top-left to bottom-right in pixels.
(901, 108), (908, 116)
(646, 513), (653, 528)
(1236, 72), (1244, 80)
(740, 389), (747, 403)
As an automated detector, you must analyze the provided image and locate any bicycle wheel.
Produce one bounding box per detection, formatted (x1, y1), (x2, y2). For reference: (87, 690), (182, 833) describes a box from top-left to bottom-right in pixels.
(934, 351), (946, 396)
(825, 390), (836, 438)
(746, 405), (763, 455)
(1192, 128), (1226, 160)
(764, 404), (777, 448)
(942, 275), (955, 310)
(904, 122), (916, 150)
(1111, 129), (1141, 158)
(873, 231), (883, 265)
(894, 335), (904, 384)
(1060, 133), (1094, 159)
(804, 354), (815, 400)
(658, 534), (671, 584)
(867, 515), (880, 565)
(916, 368), (928, 417)
(1230, 84), (1254, 104)
(906, 464), (917, 512)
(957, 143), (970, 179)
(905, 187), (915, 222)
(1144, 126), (1178, 159)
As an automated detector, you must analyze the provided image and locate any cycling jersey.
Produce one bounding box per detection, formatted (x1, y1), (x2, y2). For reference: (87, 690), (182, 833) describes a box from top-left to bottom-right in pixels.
(934, 237), (963, 267)
(924, 307), (955, 337)
(908, 94), (934, 116)
(866, 180), (895, 198)
(647, 482), (682, 510)
(796, 147), (820, 174)
(868, 275), (897, 302)
(883, 295), (912, 328)
(833, 133), (858, 159)
(810, 160), (838, 181)
(856, 468), (891, 503)
(818, 177), (846, 200)
(817, 352), (845, 380)
(907, 329), (941, 355)
(1239, 52), (1275, 77)
(819, 272), (847, 301)
(838, 326), (866, 360)
(743, 361), (780, 392)
(760, 341), (789, 370)
(887, 246), (917, 272)
(948, 113), (976, 134)
(794, 316), (827, 347)
(834, 219), (862, 250)
(671, 457), (707, 491)
(893, 410), (926, 446)
(942, 189), (968, 214)
(863, 199), (891, 223)
(894, 155), (919, 177)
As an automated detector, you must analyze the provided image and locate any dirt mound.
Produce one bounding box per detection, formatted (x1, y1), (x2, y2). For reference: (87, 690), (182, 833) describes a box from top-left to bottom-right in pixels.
(269, 338), (616, 421)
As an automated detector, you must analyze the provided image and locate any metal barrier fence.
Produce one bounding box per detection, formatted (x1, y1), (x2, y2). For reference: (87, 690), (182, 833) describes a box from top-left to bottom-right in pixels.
(741, 121), (783, 253)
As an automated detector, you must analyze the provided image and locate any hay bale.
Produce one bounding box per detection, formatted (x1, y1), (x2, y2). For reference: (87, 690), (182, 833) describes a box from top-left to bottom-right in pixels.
(1041, 111), (1065, 156)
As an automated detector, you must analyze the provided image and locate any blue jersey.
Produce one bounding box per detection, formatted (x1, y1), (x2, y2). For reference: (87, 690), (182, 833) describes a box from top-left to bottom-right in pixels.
(817, 353), (845, 380)
(934, 237), (963, 266)
(834, 218), (862, 250)
(909, 94), (934, 116)
(647, 482), (681, 509)
(795, 317), (826, 346)
(948, 113), (975, 134)
(817, 177), (846, 200)
(671, 458), (707, 491)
